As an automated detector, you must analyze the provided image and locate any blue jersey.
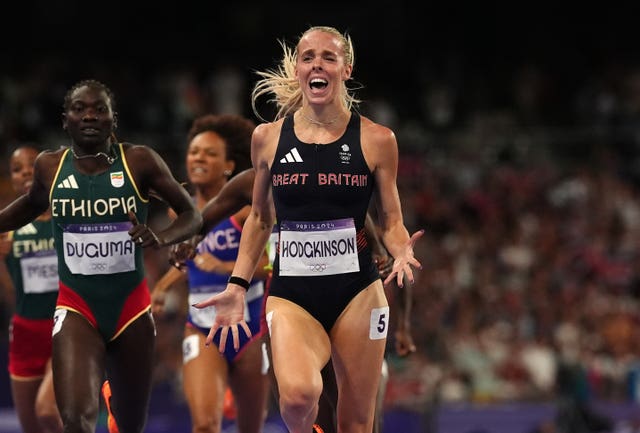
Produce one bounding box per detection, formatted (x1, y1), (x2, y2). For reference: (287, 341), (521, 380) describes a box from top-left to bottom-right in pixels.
(185, 215), (266, 362)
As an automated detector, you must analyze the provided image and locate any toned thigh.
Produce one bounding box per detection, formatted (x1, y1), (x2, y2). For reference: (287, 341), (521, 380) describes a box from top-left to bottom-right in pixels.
(10, 378), (42, 433)
(51, 309), (105, 427)
(330, 281), (388, 428)
(265, 296), (331, 396)
(105, 310), (156, 433)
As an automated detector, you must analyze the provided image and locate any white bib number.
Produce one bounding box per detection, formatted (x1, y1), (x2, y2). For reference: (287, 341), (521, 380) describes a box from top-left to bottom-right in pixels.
(20, 252), (58, 293)
(62, 222), (135, 275)
(278, 218), (359, 276)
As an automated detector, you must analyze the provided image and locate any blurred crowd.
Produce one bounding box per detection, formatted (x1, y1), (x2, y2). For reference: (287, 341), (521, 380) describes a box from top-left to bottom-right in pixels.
(2, 52), (640, 418)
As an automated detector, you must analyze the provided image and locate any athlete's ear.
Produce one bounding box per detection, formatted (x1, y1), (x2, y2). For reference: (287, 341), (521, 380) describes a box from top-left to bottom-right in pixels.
(112, 111), (118, 130)
(62, 113), (68, 131)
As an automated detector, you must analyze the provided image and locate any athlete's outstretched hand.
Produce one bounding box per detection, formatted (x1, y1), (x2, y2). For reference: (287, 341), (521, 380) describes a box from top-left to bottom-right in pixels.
(383, 229), (424, 288)
(192, 285), (252, 353)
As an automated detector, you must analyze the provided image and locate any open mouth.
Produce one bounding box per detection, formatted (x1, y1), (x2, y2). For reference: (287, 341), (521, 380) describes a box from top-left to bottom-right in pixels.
(310, 78), (328, 90)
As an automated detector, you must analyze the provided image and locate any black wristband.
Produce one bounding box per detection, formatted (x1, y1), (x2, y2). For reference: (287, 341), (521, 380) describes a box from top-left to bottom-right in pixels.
(228, 276), (250, 291)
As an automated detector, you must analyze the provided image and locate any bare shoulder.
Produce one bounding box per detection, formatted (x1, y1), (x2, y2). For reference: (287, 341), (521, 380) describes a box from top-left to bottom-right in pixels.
(252, 119), (284, 144)
(121, 142), (155, 159)
(35, 147), (67, 183)
(36, 147), (66, 165)
(252, 119), (285, 167)
(121, 142), (165, 170)
(359, 115), (398, 164)
(361, 115), (396, 139)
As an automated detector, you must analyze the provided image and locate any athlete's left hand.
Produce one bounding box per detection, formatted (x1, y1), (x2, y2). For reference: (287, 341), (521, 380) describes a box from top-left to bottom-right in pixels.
(383, 229), (424, 288)
(128, 211), (160, 248)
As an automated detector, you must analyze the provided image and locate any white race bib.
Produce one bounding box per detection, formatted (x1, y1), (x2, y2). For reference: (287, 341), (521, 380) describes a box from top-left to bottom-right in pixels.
(278, 218), (359, 276)
(62, 222), (135, 275)
(20, 252), (58, 293)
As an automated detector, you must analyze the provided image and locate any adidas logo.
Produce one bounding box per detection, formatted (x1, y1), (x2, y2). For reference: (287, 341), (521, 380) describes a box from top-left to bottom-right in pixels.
(57, 174), (79, 189)
(16, 223), (37, 235)
(279, 147), (303, 163)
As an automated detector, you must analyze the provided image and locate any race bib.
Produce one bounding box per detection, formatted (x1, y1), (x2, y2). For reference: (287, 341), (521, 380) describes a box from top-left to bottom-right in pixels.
(20, 251), (58, 293)
(278, 218), (359, 276)
(62, 222), (135, 275)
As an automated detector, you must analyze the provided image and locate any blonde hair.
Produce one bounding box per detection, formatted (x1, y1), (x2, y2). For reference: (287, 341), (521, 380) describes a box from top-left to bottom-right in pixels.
(250, 26), (361, 122)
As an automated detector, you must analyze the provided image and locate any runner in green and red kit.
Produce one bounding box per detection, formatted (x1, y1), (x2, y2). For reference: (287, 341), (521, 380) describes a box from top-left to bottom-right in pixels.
(0, 79), (202, 433)
(1, 145), (62, 433)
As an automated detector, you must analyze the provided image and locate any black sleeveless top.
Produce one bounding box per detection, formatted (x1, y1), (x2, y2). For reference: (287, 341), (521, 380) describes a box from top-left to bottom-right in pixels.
(270, 112), (374, 232)
(268, 112), (380, 332)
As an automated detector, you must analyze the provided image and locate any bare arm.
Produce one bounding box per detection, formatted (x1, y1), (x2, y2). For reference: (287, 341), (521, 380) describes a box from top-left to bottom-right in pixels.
(200, 168), (256, 235)
(0, 152), (52, 232)
(230, 124), (276, 284)
(194, 122), (278, 351)
(127, 145), (202, 246)
(0, 234), (15, 310)
(150, 265), (188, 315)
(363, 118), (423, 287)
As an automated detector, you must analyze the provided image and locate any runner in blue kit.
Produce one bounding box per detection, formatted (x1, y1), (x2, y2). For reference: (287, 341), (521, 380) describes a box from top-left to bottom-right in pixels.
(151, 114), (270, 433)
(195, 26), (423, 433)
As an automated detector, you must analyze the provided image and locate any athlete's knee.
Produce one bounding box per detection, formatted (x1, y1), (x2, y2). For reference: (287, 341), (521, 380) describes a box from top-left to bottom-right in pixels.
(278, 380), (322, 422)
(114, 414), (149, 433)
(37, 412), (62, 433)
(35, 399), (61, 431)
(59, 412), (96, 433)
(191, 411), (223, 433)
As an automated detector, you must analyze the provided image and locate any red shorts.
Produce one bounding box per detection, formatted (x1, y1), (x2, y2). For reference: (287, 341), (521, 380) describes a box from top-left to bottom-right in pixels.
(8, 314), (53, 379)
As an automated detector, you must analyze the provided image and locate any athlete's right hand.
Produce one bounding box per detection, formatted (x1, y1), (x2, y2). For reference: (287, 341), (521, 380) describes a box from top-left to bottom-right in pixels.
(168, 235), (202, 270)
(192, 285), (251, 353)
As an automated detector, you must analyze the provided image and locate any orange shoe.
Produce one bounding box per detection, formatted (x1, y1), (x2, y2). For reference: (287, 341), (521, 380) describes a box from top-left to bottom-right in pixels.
(101, 380), (120, 433)
(222, 387), (237, 420)
(312, 424), (325, 433)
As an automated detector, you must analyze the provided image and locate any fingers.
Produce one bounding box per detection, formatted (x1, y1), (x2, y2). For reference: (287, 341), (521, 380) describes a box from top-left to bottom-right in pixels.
(171, 242), (196, 266)
(151, 293), (165, 315)
(192, 298), (212, 309)
(128, 211), (144, 245)
(205, 324), (218, 347)
(231, 326), (239, 351)
(168, 258), (186, 272)
(218, 327), (229, 353)
(203, 322), (252, 353)
(240, 322), (252, 340)
(128, 211), (139, 226)
(409, 229), (425, 247)
(383, 272), (395, 287)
